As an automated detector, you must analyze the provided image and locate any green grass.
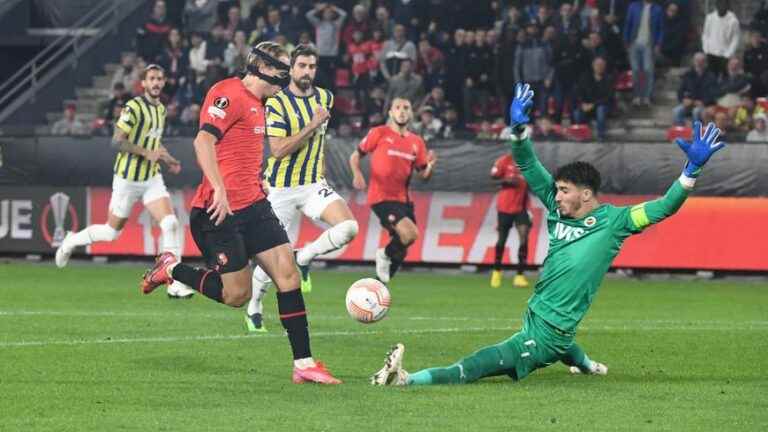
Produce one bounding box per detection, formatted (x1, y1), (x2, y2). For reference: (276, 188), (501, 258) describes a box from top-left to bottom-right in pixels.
(1, 262), (767, 431)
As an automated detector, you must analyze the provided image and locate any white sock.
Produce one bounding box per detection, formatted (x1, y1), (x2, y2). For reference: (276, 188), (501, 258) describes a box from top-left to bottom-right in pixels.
(66, 224), (120, 249)
(159, 215), (182, 258)
(294, 357), (316, 369)
(296, 220), (358, 266)
(247, 266), (272, 316)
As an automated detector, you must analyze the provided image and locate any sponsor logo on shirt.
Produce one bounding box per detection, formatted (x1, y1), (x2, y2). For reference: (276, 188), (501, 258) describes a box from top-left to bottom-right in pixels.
(554, 222), (585, 241)
(253, 126), (265, 134)
(387, 149), (416, 161)
(208, 106), (226, 119)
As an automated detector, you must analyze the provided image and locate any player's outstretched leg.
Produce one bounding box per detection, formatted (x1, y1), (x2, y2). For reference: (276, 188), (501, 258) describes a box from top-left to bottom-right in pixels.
(561, 343), (608, 375)
(158, 214), (195, 299)
(245, 266), (271, 333)
(295, 219), (358, 293)
(55, 224), (121, 268)
(512, 224), (530, 288)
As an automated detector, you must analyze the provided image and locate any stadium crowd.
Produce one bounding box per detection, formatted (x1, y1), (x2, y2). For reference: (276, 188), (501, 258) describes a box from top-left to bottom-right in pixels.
(51, 0), (768, 142)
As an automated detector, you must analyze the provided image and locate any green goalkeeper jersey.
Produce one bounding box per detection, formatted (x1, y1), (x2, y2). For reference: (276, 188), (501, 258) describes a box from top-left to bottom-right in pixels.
(510, 133), (691, 334)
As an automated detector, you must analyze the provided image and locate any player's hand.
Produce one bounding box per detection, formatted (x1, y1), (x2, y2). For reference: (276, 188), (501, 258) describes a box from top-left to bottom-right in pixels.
(509, 82), (534, 132)
(352, 173), (367, 190)
(166, 160), (182, 174)
(208, 187), (233, 226)
(310, 107), (330, 130)
(426, 149), (437, 169)
(675, 121), (726, 177)
(144, 149), (162, 163)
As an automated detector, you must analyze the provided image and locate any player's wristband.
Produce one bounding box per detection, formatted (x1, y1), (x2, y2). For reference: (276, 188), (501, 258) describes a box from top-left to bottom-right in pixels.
(508, 125), (531, 142)
(679, 161), (700, 189)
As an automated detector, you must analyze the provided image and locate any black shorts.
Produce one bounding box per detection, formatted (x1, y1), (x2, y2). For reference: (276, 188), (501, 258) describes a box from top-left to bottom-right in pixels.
(190, 199), (289, 273)
(371, 201), (416, 234)
(498, 211), (531, 233)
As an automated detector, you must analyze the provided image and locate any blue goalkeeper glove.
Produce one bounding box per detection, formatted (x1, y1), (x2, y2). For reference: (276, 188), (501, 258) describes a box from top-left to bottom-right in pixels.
(509, 82), (534, 134)
(675, 121), (726, 178)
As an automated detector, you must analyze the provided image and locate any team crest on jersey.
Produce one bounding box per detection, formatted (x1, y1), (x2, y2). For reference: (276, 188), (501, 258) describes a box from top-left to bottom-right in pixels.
(217, 253), (229, 266)
(584, 216), (597, 227)
(213, 97), (229, 109)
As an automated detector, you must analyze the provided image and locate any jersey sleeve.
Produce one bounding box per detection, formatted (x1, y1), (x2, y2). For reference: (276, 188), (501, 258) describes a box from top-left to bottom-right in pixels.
(612, 180), (691, 236)
(358, 127), (381, 154)
(414, 137), (428, 170)
(115, 100), (140, 135)
(509, 131), (557, 211)
(490, 156), (505, 178)
(198, 86), (242, 141)
(265, 97), (289, 138)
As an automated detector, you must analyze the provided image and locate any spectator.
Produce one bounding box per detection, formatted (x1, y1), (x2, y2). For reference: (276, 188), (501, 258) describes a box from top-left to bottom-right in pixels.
(111, 52), (139, 91)
(281, 4), (309, 43)
(273, 34), (295, 56)
(440, 105), (460, 139)
(553, 29), (590, 121)
(242, 0), (267, 24)
(367, 28), (386, 85)
(660, 2), (687, 66)
(556, 2), (579, 35)
(533, 116), (564, 141)
(514, 22), (554, 116)
(224, 30), (249, 75)
(673, 53), (717, 125)
(222, 5), (251, 40)
(342, 4), (371, 46)
(247, 16), (268, 45)
(306, 3), (348, 89)
(183, 0), (219, 34)
(418, 86), (448, 118)
(598, 0), (628, 27)
(535, 4), (556, 29)
(416, 39), (445, 77)
(499, 6), (522, 37)
(385, 59), (424, 107)
(732, 96), (759, 133)
(137, 0), (172, 62)
(188, 31), (209, 75)
(262, 7), (282, 41)
(574, 57), (614, 141)
(753, 1), (768, 39)
(702, 0), (740, 79)
(99, 83), (130, 122)
(714, 57), (751, 113)
(743, 31), (768, 98)
(179, 103), (201, 126)
(373, 6), (395, 37)
(380, 24), (417, 81)
(623, 0), (664, 106)
(51, 104), (87, 135)
(464, 27), (494, 122)
(444, 28), (469, 119)
(157, 28), (188, 100)
(746, 112), (768, 142)
(497, 28), (519, 124)
(364, 85), (387, 128)
(346, 29), (373, 107)
(411, 105), (443, 142)
(476, 120), (496, 139)
(206, 24), (229, 66)
(712, 110), (730, 141)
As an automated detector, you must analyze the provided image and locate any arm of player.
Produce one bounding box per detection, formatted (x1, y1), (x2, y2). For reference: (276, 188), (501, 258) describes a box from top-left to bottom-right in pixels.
(506, 83), (557, 211)
(490, 163), (521, 186)
(625, 121), (726, 233)
(419, 150), (436, 181)
(110, 127), (162, 162)
(349, 149), (367, 190)
(193, 130), (233, 225)
(269, 107), (330, 159)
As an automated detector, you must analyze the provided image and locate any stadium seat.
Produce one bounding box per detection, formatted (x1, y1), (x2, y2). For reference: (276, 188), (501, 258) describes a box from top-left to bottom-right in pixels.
(334, 95), (361, 115)
(564, 124), (593, 141)
(614, 70), (633, 92)
(757, 97), (768, 112)
(666, 125), (693, 141)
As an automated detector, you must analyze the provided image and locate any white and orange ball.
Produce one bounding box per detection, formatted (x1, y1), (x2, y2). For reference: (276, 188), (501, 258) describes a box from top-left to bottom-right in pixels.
(345, 278), (391, 323)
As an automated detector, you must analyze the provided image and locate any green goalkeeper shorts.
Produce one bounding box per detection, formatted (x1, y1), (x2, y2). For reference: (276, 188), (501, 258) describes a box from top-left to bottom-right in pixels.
(499, 309), (575, 381)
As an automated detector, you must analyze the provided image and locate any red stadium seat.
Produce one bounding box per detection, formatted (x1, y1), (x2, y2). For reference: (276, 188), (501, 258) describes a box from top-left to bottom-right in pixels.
(666, 125), (693, 141)
(757, 97), (768, 112)
(564, 124), (593, 141)
(614, 70), (633, 92)
(335, 68), (352, 88)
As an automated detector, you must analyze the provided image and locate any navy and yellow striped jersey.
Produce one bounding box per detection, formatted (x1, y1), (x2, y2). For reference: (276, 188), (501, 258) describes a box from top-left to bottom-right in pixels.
(264, 86), (333, 187)
(113, 96), (166, 182)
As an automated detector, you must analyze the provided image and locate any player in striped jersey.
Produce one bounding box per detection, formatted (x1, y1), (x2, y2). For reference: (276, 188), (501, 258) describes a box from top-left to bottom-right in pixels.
(245, 45), (359, 332)
(55, 64), (195, 298)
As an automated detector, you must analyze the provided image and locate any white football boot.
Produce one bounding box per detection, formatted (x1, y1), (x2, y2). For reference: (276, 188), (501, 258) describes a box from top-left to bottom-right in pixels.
(55, 232), (74, 268)
(375, 248), (391, 284)
(167, 280), (195, 299)
(569, 361), (608, 376)
(372, 343), (408, 386)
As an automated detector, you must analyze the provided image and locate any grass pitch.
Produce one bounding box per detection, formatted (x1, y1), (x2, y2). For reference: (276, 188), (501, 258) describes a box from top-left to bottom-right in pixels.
(1, 262), (766, 431)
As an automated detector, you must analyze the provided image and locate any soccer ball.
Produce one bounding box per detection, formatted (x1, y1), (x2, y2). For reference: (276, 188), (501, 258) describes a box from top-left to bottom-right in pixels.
(345, 278), (391, 323)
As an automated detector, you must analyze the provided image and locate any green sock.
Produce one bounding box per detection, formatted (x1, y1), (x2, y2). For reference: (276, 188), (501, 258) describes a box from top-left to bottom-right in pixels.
(561, 343), (593, 372)
(407, 369), (435, 385)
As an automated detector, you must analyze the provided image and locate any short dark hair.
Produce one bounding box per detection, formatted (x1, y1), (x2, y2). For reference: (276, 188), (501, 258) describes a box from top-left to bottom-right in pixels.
(291, 44), (318, 66)
(554, 161), (601, 194)
(140, 63), (165, 80)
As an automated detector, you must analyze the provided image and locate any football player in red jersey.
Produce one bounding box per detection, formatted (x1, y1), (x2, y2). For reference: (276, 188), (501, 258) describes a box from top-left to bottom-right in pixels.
(140, 42), (341, 385)
(349, 97), (437, 284)
(490, 153), (532, 288)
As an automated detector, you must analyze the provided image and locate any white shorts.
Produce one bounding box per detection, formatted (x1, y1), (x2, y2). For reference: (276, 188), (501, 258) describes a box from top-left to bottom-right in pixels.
(109, 174), (170, 218)
(267, 180), (343, 242)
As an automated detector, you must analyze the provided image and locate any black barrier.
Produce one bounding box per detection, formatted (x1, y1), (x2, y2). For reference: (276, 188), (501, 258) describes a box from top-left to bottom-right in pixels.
(0, 186), (87, 253)
(1, 136), (766, 196)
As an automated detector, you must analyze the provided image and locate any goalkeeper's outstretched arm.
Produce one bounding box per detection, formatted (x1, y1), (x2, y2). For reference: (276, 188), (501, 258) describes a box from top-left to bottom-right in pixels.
(627, 121), (726, 232)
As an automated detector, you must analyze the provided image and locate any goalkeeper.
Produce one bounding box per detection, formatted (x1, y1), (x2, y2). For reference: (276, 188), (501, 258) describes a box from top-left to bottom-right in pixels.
(371, 82), (726, 386)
